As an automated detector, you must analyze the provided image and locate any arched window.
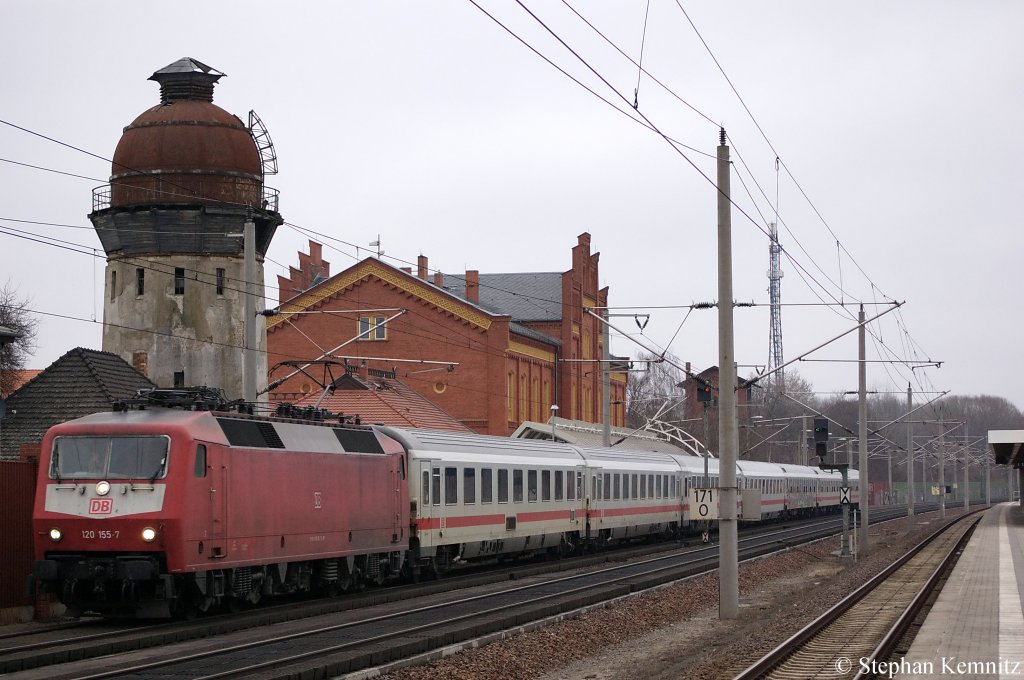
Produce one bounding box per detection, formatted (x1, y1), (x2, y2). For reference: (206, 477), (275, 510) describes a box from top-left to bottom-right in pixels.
(507, 372), (516, 421)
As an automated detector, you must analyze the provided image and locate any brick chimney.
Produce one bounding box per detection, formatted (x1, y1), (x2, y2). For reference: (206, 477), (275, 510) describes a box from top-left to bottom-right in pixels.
(466, 270), (479, 303)
(434, 271), (444, 287)
(417, 255), (428, 280)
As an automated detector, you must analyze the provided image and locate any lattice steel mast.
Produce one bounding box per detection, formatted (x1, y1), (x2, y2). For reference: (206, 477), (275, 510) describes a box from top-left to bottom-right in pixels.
(767, 222), (784, 390)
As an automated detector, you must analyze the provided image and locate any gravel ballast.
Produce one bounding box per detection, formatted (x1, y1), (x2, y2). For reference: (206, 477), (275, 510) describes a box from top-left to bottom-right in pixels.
(373, 508), (972, 680)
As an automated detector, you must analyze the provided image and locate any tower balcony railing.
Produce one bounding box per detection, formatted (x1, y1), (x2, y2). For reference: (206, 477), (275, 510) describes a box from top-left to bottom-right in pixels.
(92, 183), (280, 213)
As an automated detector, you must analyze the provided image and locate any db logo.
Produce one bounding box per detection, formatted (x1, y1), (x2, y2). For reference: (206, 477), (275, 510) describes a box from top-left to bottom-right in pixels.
(89, 498), (113, 515)
(313, 492), (322, 509)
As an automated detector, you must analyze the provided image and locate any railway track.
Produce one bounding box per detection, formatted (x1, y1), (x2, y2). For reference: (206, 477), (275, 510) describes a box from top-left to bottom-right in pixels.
(6, 509), (913, 680)
(733, 510), (980, 680)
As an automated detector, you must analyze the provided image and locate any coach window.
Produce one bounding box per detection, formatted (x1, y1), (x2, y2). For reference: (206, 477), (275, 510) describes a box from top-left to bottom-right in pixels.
(432, 468), (441, 506)
(576, 471), (583, 501)
(499, 469), (509, 503)
(464, 468), (476, 504)
(528, 470), (538, 502)
(554, 470), (563, 501)
(564, 471), (573, 501)
(194, 445), (207, 478)
(542, 470), (551, 502)
(422, 470), (430, 505)
(513, 469), (524, 503)
(444, 467), (458, 505)
(482, 468), (493, 504)
(613, 473), (620, 500)
(591, 476), (597, 501)
(603, 473), (611, 501)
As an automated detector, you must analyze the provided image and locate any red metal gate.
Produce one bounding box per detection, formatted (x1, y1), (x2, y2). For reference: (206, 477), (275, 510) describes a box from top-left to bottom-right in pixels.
(0, 460), (36, 608)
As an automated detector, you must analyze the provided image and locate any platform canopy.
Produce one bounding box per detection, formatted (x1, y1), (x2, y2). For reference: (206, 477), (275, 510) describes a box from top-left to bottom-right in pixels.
(989, 430), (1024, 467)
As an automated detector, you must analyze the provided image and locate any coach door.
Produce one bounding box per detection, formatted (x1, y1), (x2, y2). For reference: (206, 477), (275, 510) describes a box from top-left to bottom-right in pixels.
(392, 455), (406, 543)
(417, 459), (434, 544)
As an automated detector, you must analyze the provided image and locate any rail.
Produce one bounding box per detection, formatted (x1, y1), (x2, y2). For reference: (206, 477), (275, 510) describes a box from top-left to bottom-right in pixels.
(733, 510), (981, 680)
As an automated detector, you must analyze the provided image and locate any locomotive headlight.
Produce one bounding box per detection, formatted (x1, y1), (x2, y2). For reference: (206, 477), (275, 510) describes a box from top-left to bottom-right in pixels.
(95, 481), (111, 496)
(141, 527), (157, 542)
(49, 528), (62, 542)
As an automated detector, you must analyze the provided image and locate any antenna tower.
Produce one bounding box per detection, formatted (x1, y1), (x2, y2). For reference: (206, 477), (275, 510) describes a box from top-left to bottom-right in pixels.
(767, 222), (784, 390)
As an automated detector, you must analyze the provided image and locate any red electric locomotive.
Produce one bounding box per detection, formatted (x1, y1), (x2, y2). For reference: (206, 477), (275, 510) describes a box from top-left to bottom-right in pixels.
(31, 389), (409, 618)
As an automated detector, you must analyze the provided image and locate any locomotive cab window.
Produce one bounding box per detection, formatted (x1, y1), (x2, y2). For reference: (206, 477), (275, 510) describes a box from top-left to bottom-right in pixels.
(51, 436), (169, 480)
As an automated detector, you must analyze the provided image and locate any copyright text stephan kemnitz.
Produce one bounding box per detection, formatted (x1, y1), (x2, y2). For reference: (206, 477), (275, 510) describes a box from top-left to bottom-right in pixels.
(833, 656), (1024, 677)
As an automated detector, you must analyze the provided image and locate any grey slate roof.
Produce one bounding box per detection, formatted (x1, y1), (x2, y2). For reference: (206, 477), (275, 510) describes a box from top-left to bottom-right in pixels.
(445, 272), (563, 322)
(510, 322), (561, 347)
(0, 348), (155, 459)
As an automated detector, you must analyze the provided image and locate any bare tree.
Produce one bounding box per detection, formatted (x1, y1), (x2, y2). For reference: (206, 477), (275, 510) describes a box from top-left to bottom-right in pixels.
(0, 281), (39, 396)
(624, 351), (689, 430)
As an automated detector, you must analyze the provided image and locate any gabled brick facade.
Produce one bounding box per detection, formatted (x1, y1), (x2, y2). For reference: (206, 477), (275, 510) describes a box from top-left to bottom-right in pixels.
(265, 233), (626, 435)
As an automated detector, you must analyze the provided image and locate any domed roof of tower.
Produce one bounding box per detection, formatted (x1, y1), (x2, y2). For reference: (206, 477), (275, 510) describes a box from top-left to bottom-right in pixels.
(107, 58), (263, 210)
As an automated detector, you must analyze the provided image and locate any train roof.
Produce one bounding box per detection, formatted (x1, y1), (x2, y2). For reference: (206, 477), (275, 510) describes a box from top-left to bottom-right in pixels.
(44, 407), (395, 456)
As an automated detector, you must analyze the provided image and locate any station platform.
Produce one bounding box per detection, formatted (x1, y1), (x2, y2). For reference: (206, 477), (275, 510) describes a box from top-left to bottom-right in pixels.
(894, 503), (1024, 679)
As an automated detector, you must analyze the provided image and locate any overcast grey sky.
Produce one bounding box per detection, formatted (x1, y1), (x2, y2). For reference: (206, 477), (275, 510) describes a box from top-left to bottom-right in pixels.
(2, 1), (1022, 408)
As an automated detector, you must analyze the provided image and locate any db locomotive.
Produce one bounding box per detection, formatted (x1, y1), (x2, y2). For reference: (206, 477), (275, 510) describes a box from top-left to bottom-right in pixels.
(31, 388), (857, 617)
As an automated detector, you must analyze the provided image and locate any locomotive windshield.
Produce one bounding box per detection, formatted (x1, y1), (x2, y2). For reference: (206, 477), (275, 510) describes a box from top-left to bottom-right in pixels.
(50, 436), (169, 480)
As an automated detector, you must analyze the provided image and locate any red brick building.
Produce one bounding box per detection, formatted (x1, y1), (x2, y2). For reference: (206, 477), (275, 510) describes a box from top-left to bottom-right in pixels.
(265, 233), (626, 435)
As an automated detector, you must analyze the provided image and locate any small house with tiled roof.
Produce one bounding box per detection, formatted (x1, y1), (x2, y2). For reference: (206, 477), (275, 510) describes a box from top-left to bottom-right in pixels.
(1, 369), (42, 399)
(0, 348), (155, 460)
(293, 366), (472, 432)
(266, 233), (626, 436)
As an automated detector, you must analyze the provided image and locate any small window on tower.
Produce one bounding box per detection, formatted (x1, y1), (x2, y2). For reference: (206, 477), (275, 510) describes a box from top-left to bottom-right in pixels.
(110, 270), (117, 301)
(216, 268), (226, 296)
(174, 268), (185, 295)
(136, 268), (145, 296)
(173, 371), (185, 388)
